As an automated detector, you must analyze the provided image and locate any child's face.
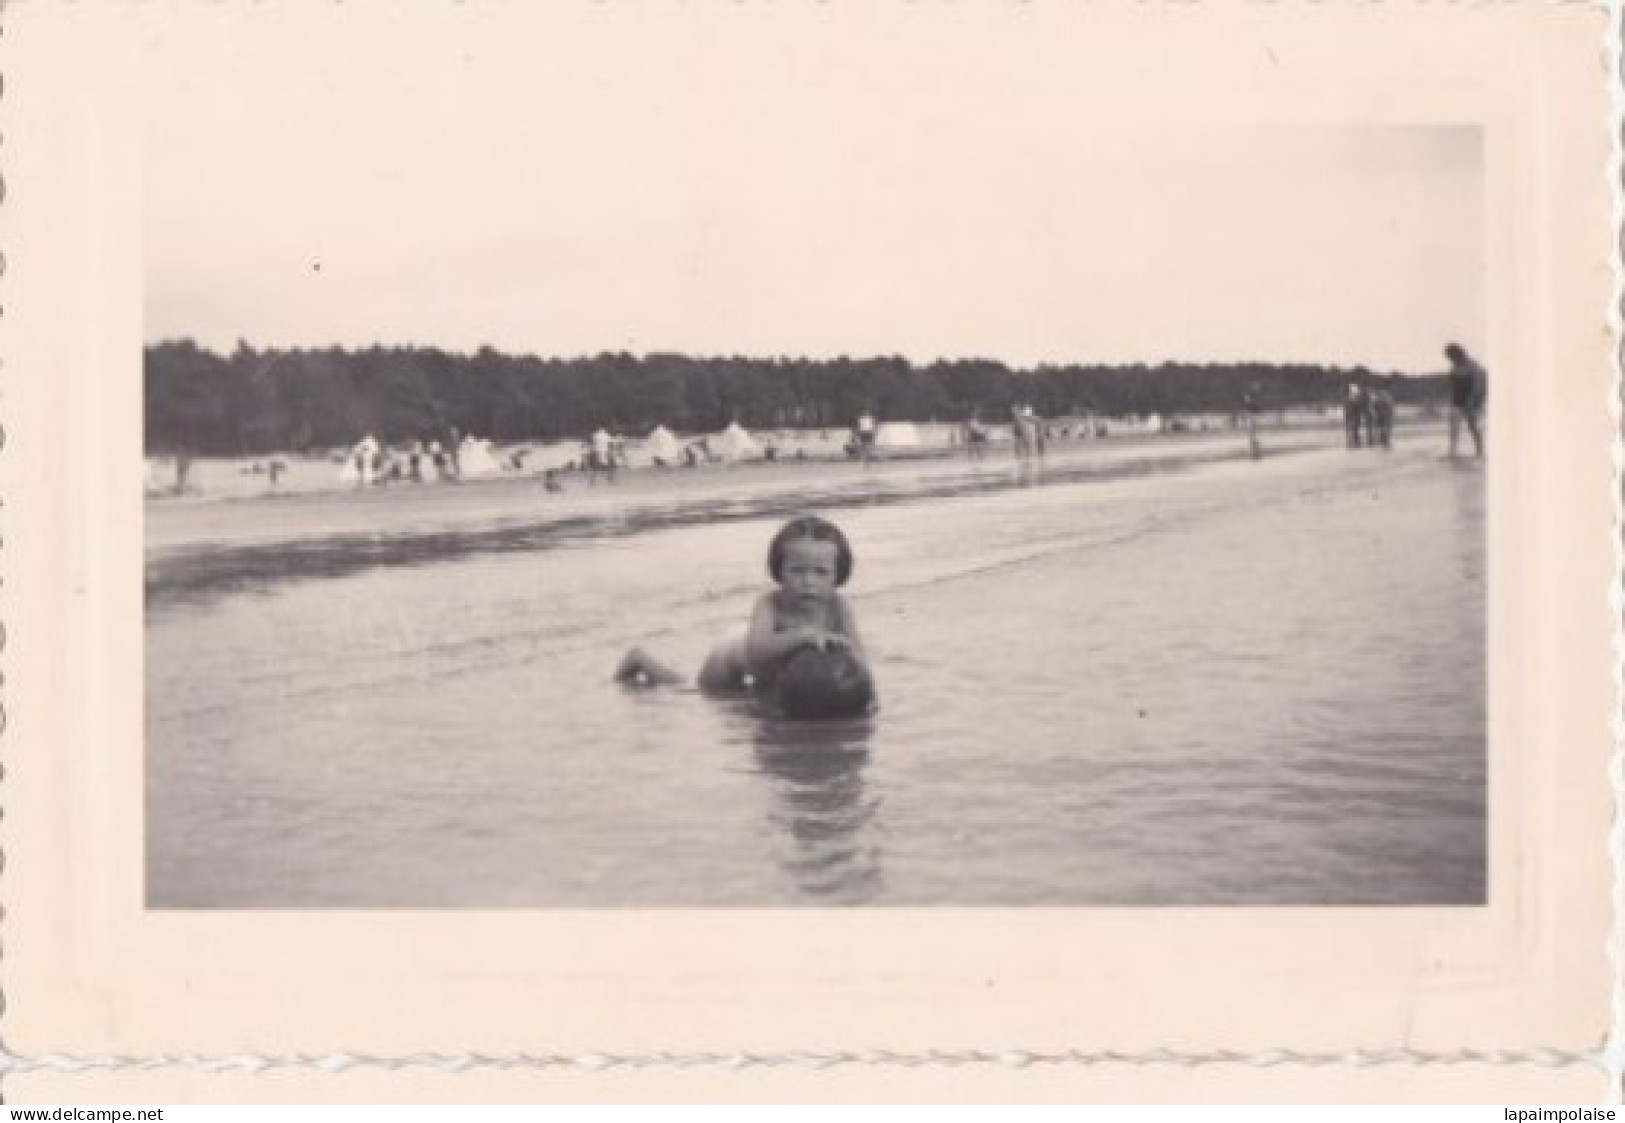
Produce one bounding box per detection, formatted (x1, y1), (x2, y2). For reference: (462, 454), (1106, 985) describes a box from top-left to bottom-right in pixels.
(779, 538), (840, 604)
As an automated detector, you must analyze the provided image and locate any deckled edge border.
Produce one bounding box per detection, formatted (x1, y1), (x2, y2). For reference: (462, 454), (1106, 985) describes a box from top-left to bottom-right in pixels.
(0, 0), (1619, 1093)
(0, 1048), (1607, 1077)
(1606, 0), (1625, 1101)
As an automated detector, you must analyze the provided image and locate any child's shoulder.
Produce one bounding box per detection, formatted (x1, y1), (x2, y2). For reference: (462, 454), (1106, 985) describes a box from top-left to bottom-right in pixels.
(755, 588), (791, 615)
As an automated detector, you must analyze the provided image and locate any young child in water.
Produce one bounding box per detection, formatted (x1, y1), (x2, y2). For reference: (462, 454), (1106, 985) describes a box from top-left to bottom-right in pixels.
(615, 515), (869, 694)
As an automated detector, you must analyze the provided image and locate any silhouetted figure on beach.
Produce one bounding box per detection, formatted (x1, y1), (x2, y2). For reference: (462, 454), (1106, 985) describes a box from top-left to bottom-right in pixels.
(1343, 384), (1371, 449)
(446, 426), (463, 480)
(854, 411), (877, 464)
(172, 448), (193, 495)
(351, 434), (381, 487)
(1241, 385), (1264, 459)
(1369, 387), (1396, 449)
(587, 428), (617, 485)
(963, 412), (988, 461)
(1011, 404), (1043, 461)
(1444, 343), (1486, 458)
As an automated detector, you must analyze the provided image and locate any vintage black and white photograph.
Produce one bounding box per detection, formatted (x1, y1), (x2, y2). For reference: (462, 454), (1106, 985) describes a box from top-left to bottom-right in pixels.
(9, 0), (1618, 1101)
(140, 8), (1491, 910)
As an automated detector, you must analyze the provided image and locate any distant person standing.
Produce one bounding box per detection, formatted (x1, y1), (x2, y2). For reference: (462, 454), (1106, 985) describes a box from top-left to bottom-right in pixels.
(1011, 404), (1041, 461)
(589, 427), (616, 484)
(1369, 386), (1396, 449)
(353, 433), (381, 487)
(1242, 383), (1263, 459)
(172, 447), (194, 495)
(855, 411), (877, 463)
(963, 411), (988, 461)
(1444, 342), (1486, 457)
(447, 425), (463, 480)
(1343, 384), (1370, 449)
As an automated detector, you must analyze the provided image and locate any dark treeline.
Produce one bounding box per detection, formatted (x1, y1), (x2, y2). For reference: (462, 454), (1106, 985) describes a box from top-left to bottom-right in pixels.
(146, 339), (1448, 456)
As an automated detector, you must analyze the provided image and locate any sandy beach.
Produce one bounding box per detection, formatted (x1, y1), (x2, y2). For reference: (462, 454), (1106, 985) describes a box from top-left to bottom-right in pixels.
(146, 421), (1376, 556)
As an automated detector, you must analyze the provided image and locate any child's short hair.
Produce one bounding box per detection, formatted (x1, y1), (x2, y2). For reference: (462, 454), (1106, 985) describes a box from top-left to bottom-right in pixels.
(767, 515), (854, 586)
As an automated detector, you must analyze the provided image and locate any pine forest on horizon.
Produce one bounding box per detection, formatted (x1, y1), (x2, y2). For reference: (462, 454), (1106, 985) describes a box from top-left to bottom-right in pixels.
(145, 339), (1453, 457)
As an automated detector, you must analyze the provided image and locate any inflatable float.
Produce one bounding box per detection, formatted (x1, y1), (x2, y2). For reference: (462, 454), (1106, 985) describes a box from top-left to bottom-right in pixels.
(762, 647), (877, 720)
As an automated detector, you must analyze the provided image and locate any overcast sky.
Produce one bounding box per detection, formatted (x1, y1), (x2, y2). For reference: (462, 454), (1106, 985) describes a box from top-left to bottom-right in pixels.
(143, 6), (1484, 372)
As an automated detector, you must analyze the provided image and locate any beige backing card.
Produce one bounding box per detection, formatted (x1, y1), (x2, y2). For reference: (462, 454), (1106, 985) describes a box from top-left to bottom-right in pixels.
(4, 0), (1617, 1103)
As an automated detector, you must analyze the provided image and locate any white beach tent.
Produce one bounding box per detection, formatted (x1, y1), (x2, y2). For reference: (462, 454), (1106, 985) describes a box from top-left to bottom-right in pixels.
(458, 436), (502, 478)
(714, 421), (761, 461)
(875, 421), (922, 450)
(646, 425), (681, 465)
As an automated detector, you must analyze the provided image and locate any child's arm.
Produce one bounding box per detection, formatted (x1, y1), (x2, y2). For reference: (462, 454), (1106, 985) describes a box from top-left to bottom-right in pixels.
(827, 594), (869, 665)
(743, 594), (824, 672)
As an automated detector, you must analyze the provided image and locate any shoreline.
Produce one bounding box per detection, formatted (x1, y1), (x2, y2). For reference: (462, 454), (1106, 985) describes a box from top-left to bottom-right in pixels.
(146, 424), (1454, 607)
(147, 424), (1387, 553)
(148, 416), (1378, 508)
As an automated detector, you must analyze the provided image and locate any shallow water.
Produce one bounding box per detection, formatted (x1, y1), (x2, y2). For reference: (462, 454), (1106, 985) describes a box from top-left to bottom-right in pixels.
(147, 436), (1485, 906)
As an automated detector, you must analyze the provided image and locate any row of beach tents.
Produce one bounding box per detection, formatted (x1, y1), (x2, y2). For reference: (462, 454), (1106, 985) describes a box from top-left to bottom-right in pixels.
(645, 420), (924, 459)
(591, 421), (761, 466)
(145, 413), (1238, 497)
(336, 421), (797, 485)
(147, 419), (947, 495)
(338, 421), (929, 483)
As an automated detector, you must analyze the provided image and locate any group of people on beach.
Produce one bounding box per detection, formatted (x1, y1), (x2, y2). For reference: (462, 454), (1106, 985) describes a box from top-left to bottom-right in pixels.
(1342, 383), (1398, 450)
(333, 341), (1487, 508)
(1339, 342), (1485, 457)
(847, 403), (1048, 466)
(575, 428), (622, 483)
(347, 428), (466, 487)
